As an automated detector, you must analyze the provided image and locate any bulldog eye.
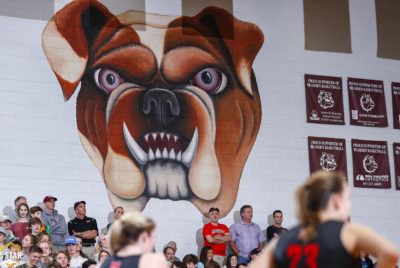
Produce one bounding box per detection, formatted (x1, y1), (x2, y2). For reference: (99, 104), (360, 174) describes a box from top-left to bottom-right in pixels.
(191, 67), (227, 94)
(94, 68), (124, 94)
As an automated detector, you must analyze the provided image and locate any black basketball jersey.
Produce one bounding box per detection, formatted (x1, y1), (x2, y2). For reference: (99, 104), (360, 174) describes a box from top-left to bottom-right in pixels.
(100, 255), (141, 268)
(274, 220), (357, 268)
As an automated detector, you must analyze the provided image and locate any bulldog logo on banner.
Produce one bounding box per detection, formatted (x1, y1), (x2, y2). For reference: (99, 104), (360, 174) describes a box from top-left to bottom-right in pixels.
(42, 0), (264, 216)
(352, 139), (391, 189)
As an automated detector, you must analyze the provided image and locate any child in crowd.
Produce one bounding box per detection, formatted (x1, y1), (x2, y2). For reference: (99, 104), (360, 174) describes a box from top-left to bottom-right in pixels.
(65, 236), (87, 268)
(94, 233), (108, 262)
(53, 250), (70, 268)
(29, 217), (43, 237)
(10, 203), (30, 240)
(98, 250), (110, 262)
(0, 227), (8, 260)
(38, 240), (53, 268)
(38, 232), (51, 244)
(1, 239), (24, 268)
(0, 215), (14, 243)
(182, 254), (199, 268)
(21, 233), (37, 261)
(30, 206), (48, 234)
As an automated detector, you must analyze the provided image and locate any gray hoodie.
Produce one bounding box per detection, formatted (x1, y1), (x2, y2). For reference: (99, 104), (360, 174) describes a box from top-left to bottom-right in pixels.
(42, 209), (67, 246)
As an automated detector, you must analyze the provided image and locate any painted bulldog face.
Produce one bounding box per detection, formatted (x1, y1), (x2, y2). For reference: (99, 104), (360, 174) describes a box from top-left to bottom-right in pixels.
(42, 0), (263, 217)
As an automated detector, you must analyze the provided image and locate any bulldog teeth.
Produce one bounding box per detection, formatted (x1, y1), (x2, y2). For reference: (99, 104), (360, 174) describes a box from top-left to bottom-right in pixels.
(149, 148), (155, 161)
(182, 127), (198, 167)
(162, 148), (168, 158)
(155, 148), (162, 159)
(123, 123), (148, 165)
(124, 123), (198, 167)
(169, 149), (176, 160)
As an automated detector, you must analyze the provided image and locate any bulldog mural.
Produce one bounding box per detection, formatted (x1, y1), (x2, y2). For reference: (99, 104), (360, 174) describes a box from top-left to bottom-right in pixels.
(42, 0), (263, 217)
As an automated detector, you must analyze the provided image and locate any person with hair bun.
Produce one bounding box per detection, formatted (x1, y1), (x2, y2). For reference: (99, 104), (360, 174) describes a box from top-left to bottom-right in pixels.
(100, 211), (167, 268)
(249, 171), (399, 268)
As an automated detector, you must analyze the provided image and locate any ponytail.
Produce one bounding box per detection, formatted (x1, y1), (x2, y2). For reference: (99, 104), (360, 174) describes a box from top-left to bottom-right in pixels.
(296, 171), (345, 242)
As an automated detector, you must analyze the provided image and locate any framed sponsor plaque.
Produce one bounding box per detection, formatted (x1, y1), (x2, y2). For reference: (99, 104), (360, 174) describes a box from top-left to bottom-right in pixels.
(308, 136), (347, 177)
(305, 74), (345, 125)
(392, 82), (400, 129)
(348, 78), (388, 127)
(393, 143), (400, 190)
(351, 139), (391, 189)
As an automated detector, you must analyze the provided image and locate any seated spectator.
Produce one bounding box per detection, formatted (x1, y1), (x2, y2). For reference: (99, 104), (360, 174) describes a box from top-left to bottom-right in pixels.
(205, 260), (220, 268)
(0, 215), (15, 243)
(8, 196), (27, 223)
(11, 203), (30, 240)
(106, 207), (124, 231)
(171, 261), (186, 268)
(53, 250), (70, 268)
(38, 240), (53, 268)
(37, 233), (51, 244)
(94, 233), (109, 262)
(226, 254), (238, 268)
(21, 234), (37, 261)
(65, 236), (87, 268)
(29, 206), (47, 234)
(75, 235), (89, 259)
(47, 262), (62, 268)
(98, 250), (110, 263)
(199, 246), (214, 268)
(82, 260), (97, 268)
(18, 246), (42, 268)
(0, 227), (8, 256)
(1, 239), (24, 268)
(182, 254), (198, 268)
(29, 217), (42, 237)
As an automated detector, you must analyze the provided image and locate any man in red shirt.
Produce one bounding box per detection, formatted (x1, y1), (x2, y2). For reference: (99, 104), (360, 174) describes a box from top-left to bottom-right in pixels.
(202, 207), (232, 266)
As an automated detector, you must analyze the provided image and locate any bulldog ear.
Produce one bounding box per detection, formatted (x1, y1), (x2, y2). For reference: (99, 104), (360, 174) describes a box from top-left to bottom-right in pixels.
(42, 0), (119, 100)
(192, 7), (264, 96)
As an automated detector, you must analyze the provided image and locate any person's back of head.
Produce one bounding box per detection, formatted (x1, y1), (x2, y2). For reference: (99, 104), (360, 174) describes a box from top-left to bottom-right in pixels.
(109, 211), (155, 255)
(182, 254), (198, 265)
(172, 261), (186, 268)
(82, 259), (97, 268)
(296, 170), (346, 242)
(205, 260), (220, 268)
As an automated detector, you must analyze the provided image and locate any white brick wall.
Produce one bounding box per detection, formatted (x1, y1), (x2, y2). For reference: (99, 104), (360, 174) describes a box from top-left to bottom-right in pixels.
(0, 0), (399, 262)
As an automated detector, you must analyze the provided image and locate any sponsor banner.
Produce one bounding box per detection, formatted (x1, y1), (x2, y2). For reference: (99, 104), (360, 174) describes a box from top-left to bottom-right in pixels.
(348, 77), (388, 127)
(308, 136), (347, 177)
(393, 143), (400, 190)
(392, 82), (400, 129)
(305, 74), (345, 125)
(352, 139), (391, 189)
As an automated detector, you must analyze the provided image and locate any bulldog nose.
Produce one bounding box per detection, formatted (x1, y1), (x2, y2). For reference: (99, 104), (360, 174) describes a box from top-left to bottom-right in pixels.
(142, 88), (180, 125)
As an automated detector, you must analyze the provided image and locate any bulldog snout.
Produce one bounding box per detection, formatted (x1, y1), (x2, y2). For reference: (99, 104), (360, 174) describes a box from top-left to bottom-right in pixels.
(143, 88), (180, 125)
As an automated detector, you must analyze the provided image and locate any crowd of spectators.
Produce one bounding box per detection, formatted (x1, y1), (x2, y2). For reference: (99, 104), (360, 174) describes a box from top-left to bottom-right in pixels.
(0, 196), (288, 268)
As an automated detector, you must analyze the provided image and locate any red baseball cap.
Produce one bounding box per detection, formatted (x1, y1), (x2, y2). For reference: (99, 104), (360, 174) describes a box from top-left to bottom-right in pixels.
(43, 195), (57, 203)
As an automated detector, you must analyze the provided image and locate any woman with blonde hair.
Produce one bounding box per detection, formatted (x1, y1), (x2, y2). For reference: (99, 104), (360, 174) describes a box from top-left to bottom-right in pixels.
(100, 211), (167, 268)
(94, 233), (109, 261)
(249, 171), (399, 268)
